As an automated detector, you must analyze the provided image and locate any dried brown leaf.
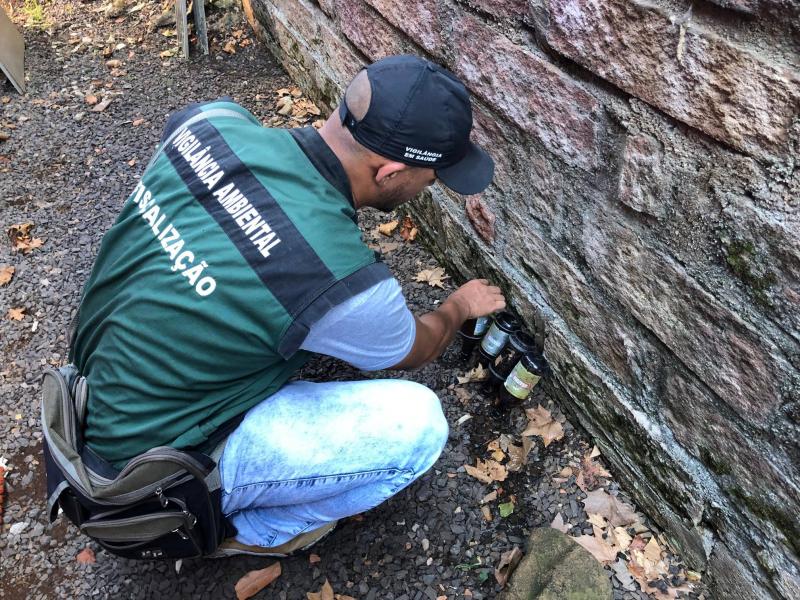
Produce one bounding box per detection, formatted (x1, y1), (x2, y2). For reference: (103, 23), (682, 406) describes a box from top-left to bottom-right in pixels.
(92, 96), (113, 112)
(307, 578), (334, 600)
(643, 537), (662, 562)
(463, 458), (507, 484)
(76, 547), (96, 563)
(235, 562), (281, 600)
(378, 220), (398, 236)
(7, 307), (24, 321)
(415, 267), (448, 288)
(399, 216), (418, 241)
(521, 405), (564, 447)
(0, 266), (14, 286)
(610, 526), (632, 552)
(25, 238), (44, 251)
(577, 450), (612, 492)
(276, 96), (293, 115)
(571, 534), (618, 564)
(505, 442), (526, 472)
(453, 387), (471, 405)
(521, 435), (534, 459)
(581, 489), (638, 528)
(494, 547), (523, 587)
(588, 513), (607, 529)
(456, 364), (488, 384)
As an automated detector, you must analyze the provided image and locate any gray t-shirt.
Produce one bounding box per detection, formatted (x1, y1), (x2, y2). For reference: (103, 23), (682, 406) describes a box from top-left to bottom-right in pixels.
(301, 277), (416, 370)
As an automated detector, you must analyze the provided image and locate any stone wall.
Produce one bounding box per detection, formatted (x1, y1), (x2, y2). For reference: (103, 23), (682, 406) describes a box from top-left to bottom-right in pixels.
(241, 0), (800, 597)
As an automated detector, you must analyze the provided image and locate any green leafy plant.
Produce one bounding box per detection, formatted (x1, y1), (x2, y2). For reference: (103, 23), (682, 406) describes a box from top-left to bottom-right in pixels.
(22, 0), (48, 28)
(454, 558), (482, 571)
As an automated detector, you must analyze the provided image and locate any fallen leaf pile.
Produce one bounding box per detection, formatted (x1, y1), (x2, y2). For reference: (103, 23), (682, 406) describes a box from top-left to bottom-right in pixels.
(272, 87), (323, 127)
(367, 216), (420, 256)
(487, 435), (528, 473)
(415, 266), (448, 288)
(547, 445), (695, 599)
(222, 29), (253, 54)
(7, 222), (44, 253)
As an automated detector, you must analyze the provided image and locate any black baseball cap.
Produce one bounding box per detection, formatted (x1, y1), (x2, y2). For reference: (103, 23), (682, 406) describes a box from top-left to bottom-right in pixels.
(338, 55), (494, 195)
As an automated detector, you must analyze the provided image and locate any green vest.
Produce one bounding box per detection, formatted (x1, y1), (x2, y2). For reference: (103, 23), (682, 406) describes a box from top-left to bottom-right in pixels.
(71, 101), (388, 468)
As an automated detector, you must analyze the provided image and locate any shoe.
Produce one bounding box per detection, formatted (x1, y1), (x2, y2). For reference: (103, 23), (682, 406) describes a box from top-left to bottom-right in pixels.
(208, 520), (338, 558)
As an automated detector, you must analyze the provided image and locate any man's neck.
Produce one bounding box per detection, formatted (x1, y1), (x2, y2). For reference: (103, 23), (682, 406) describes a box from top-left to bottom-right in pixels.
(318, 123), (372, 210)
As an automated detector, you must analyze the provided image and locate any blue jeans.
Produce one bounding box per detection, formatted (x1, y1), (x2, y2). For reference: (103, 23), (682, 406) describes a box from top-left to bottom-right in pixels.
(218, 379), (449, 547)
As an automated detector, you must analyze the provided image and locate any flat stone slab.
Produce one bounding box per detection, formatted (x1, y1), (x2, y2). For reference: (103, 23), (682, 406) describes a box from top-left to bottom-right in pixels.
(501, 528), (613, 600)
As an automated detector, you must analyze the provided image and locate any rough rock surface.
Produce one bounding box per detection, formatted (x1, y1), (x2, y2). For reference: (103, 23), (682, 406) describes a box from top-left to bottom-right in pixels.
(0, 2), (705, 600)
(501, 528), (612, 600)
(242, 0), (800, 598)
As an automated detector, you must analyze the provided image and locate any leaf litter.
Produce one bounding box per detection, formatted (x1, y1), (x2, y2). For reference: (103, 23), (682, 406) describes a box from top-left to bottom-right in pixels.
(542, 441), (696, 598)
(7, 222), (44, 253)
(458, 384), (692, 598)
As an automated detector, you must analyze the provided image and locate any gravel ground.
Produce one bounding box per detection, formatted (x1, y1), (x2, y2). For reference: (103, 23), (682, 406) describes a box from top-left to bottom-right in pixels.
(0, 2), (705, 599)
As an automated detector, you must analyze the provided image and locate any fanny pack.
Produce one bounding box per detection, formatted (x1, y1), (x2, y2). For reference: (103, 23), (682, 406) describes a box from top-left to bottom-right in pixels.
(41, 106), (253, 559)
(41, 365), (236, 559)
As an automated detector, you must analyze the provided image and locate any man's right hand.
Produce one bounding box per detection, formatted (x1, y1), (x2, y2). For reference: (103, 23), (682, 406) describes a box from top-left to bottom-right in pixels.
(448, 279), (506, 319)
(390, 278), (506, 370)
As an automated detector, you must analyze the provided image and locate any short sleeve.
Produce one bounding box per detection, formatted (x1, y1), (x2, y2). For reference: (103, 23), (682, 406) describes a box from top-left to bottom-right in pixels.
(300, 277), (416, 370)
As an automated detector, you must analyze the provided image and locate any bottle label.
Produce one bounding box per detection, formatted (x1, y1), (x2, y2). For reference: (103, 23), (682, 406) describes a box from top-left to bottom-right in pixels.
(474, 316), (490, 336)
(480, 324), (509, 356)
(503, 361), (542, 400)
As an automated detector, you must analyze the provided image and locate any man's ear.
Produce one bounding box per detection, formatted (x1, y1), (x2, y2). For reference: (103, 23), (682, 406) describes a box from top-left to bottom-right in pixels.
(375, 161), (408, 186)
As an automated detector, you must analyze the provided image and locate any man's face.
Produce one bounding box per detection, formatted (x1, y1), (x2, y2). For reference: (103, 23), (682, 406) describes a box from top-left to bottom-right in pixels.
(372, 167), (437, 212)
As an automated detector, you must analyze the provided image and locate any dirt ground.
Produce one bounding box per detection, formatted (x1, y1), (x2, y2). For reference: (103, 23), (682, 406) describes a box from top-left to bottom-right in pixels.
(0, 1), (704, 598)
